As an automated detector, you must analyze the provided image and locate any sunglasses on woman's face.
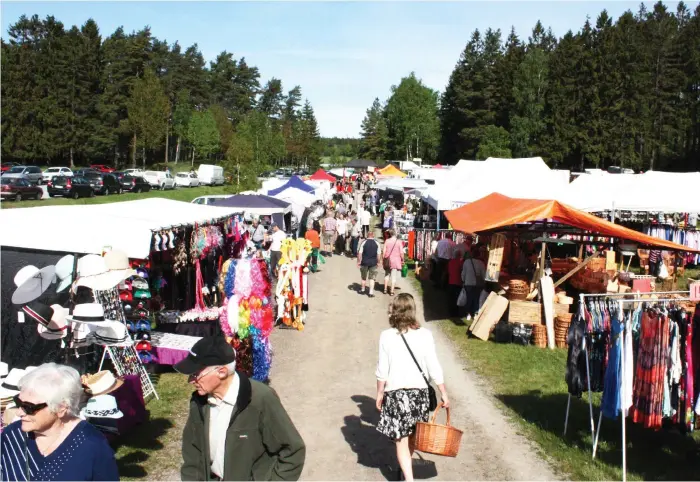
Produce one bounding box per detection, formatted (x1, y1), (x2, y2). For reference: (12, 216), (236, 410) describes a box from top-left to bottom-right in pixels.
(13, 395), (48, 416)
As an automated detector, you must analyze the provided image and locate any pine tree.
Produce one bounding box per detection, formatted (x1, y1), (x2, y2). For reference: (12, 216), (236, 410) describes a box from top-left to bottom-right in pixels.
(187, 109), (220, 166)
(359, 98), (388, 161)
(299, 100), (321, 169)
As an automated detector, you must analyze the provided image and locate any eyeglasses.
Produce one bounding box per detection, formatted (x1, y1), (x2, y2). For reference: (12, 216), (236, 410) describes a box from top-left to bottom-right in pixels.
(188, 366), (219, 383)
(12, 395), (48, 416)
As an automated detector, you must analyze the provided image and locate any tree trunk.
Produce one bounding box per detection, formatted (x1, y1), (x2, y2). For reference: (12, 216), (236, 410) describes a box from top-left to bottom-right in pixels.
(237, 162), (240, 186)
(69, 147), (74, 168)
(175, 136), (181, 164)
(165, 124), (169, 164)
(132, 133), (137, 168)
(191, 147), (195, 168)
(142, 147), (146, 169)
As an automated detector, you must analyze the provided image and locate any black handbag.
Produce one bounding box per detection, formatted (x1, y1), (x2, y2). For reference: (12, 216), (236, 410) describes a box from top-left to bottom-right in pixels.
(383, 239), (397, 271)
(400, 333), (438, 411)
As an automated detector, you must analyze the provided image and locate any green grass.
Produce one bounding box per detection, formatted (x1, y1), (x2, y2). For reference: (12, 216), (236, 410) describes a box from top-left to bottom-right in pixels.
(4, 185), (236, 209)
(113, 372), (192, 480)
(411, 275), (700, 481)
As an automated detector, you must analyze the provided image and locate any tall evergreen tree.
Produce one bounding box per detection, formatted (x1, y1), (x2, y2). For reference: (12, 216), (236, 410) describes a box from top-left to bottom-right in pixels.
(359, 98), (389, 161)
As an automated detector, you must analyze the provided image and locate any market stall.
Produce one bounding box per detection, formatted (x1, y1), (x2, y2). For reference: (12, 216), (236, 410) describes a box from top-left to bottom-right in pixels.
(212, 194), (292, 231)
(267, 176), (316, 196)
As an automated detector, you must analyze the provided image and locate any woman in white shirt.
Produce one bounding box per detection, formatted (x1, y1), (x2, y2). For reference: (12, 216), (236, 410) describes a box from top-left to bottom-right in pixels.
(375, 293), (448, 481)
(335, 213), (349, 255)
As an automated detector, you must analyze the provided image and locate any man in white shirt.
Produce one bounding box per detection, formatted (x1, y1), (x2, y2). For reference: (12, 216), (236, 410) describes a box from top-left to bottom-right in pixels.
(177, 336), (305, 481)
(360, 206), (371, 238)
(461, 251), (486, 319)
(433, 236), (455, 288)
(268, 223), (286, 277)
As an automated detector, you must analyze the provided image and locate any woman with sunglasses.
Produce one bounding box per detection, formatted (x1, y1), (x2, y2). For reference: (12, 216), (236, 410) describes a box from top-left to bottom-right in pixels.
(1, 363), (119, 481)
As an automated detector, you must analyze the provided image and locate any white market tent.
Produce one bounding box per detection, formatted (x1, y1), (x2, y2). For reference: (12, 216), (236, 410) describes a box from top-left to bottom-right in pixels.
(375, 178), (432, 195)
(563, 171), (700, 213)
(0, 198), (242, 259)
(272, 187), (316, 208)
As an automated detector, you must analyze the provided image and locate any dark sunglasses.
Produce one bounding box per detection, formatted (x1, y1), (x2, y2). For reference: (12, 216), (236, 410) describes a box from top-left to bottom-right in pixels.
(12, 395), (48, 416)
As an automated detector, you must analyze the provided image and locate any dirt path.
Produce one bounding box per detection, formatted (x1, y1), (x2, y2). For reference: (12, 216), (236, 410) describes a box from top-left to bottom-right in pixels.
(268, 247), (559, 480)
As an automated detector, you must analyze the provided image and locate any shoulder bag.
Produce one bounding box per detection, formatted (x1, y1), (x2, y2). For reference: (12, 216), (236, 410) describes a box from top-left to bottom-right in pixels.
(400, 333), (438, 411)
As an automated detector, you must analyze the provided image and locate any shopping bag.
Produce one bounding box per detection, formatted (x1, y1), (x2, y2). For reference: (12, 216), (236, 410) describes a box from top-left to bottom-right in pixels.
(456, 287), (468, 307)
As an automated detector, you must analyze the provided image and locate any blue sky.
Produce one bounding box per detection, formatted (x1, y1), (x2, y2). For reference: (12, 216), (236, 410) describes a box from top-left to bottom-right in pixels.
(2, 1), (695, 137)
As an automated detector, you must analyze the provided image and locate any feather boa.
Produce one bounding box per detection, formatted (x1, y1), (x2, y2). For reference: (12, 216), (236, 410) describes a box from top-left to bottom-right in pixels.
(224, 260), (237, 298)
(234, 259), (252, 298)
(237, 298), (251, 339)
(250, 325), (272, 382)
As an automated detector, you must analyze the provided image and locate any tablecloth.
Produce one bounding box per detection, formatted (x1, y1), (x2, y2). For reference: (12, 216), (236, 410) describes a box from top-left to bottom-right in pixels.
(149, 331), (202, 366)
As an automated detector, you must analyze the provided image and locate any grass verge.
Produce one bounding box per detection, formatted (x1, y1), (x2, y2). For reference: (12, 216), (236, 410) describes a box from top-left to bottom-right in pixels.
(113, 372), (192, 481)
(4, 185), (236, 209)
(411, 276), (699, 481)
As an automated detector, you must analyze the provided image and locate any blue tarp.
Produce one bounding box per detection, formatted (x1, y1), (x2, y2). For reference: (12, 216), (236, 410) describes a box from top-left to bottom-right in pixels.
(267, 176), (315, 196)
(212, 194), (290, 210)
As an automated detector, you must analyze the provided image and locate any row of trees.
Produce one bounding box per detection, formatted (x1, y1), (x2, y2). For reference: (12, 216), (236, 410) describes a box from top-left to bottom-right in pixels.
(360, 2), (700, 172)
(1, 15), (321, 185)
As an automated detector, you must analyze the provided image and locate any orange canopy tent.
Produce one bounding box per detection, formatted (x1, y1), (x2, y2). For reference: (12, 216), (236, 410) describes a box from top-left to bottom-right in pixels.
(444, 193), (699, 252)
(309, 169), (336, 182)
(378, 164), (407, 178)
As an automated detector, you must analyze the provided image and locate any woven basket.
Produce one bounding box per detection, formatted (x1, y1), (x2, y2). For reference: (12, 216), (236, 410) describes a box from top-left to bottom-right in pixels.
(532, 324), (547, 348)
(508, 280), (530, 301)
(411, 404), (463, 457)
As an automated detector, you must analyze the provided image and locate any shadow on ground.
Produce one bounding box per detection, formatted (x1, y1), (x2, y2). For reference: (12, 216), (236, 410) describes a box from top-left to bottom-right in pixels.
(498, 390), (700, 480)
(112, 417), (174, 479)
(341, 395), (438, 481)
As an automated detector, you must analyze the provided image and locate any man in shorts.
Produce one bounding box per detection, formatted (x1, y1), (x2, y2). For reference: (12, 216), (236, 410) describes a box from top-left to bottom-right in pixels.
(321, 212), (337, 257)
(357, 230), (380, 297)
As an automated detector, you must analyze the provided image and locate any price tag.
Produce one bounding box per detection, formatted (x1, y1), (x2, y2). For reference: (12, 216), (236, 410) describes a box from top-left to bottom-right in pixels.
(17, 311), (25, 324)
(690, 281), (700, 301)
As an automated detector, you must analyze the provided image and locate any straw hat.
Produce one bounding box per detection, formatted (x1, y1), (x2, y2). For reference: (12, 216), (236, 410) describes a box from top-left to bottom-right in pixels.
(75, 255), (124, 291)
(12, 265), (56, 305)
(103, 250), (136, 283)
(82, 371), (124, 396)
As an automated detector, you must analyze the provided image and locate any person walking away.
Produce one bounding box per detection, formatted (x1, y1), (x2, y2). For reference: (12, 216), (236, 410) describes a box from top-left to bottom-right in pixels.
(382, 208), (394, 241)
(379, 200), (387, 227)
(250, 218), (265, 249)
(447, 247), (465, 317)
(268, 223), (286, 278)
(382, 229), (404, 296)
(361, 205), (372, 238)
(305, 221), (321, 272)
(357, 230), (381, 297)
(376, 294), (449, 482)
(370, 189), (378, 215)
(1, 363), (120, 481)
(350, 217), (362, 257)
(336, 213), (349, 256)
(322, 213), (336, 257)
(177, 336), (305, 481)
(434, 235), (455, 289)
(461, 250), (486, 320)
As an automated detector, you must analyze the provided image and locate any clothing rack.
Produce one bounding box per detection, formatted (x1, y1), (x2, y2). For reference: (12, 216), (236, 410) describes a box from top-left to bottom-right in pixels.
(564, 290), (692, 482)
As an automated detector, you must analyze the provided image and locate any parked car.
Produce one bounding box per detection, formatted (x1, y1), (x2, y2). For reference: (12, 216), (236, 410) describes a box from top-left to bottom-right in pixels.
(90, 164), (116, 173)
(175, 172), (200, 188)
(196, 164), (224, 185)
(84, 173), (122, 195)
(42, 167), (73, 183)
(1, 162), (20, 173)
(119, 175), (152, 193)
(123, 168), (146, 177)
(47, 176), (95, 199)
(191, 195), (232, 205)
(142, 170), (175, 190)
(2, 165), (43, 184)
(1, 177), (43, 201)
(74, 168), (100, 177)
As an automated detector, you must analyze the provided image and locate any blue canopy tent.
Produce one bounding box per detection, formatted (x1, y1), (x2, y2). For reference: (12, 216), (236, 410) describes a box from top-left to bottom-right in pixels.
(267, 176), (315, 196)
(212, 194), (292, 231)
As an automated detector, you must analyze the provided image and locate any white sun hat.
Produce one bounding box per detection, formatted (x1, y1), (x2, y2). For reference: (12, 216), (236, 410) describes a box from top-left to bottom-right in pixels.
(54, 255), (76, 293)
(11, 265), (56, 305)
(75, 254), (123, 291)
(81, 394), (123, 419)
(0, 368), (25, 398)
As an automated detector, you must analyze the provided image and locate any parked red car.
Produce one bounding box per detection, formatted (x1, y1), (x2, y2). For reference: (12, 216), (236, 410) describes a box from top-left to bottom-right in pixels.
(89, 164), (116, 173)
(1, 162), (20, 172)
(1, 177), (43, 201)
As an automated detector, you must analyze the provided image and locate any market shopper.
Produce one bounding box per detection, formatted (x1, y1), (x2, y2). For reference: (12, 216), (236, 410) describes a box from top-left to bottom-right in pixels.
(177, 336), (305, 481)
(0, 363), (120, 481)
(350, 217), (362, 257)
(360, 205), (372, 238)
(322, 212), (337, 257)
(382, 229), (404, 296)
(336, 213), (349, 256)
(250, 218), (266, 249)
(461, 250), (486, 320)
(375, 293), (448, 482)
(357, 230), (381, 297)
(268, 223), (286, 278)
(447, 247), (465, 317)
(305, 221), (321, 272)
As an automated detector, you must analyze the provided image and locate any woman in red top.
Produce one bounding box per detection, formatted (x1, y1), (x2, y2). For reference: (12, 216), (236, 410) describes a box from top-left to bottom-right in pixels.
(447, 247), (465, 317)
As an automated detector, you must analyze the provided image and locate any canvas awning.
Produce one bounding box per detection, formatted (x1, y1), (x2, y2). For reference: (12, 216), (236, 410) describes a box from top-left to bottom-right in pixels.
(309, 169), (335, 182)
(378, 165), (407, 178)
(267, 176), (315, 196)
(444, 193), (699, 252)
(212, 194), (291, 215)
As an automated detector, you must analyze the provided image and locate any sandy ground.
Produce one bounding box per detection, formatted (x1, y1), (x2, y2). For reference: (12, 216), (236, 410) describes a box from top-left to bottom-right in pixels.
(268, 246), (559, 480)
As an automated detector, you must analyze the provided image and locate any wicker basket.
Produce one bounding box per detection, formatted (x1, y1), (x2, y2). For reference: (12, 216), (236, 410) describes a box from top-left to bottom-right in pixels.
(411, 404), (463, 457)
(508, 280), (530, 301)
(532, 324), (547, 348)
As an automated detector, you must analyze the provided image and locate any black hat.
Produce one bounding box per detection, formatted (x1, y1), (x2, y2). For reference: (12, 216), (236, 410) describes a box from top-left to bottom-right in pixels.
(173, 336), (236, 376)
(22, 301), (53, 328)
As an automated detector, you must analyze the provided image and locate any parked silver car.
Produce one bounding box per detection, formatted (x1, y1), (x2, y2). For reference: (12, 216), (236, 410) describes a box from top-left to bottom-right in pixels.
(2, 165), (43, 184)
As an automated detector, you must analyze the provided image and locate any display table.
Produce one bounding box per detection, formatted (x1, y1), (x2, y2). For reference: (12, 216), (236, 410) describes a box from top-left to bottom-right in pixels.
(149, 331), (202, 366)
(156, 319), (221, 338)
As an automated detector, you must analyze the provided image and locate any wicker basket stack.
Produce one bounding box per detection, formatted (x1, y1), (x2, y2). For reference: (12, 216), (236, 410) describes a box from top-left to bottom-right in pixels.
(532, 324), (547, 348)
(508, 280), (530, 301)
(554, 314), (572, 348)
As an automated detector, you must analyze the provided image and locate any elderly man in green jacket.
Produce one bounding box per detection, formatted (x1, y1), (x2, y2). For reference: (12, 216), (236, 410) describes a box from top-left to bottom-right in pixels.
(175, 336), (306, 481)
